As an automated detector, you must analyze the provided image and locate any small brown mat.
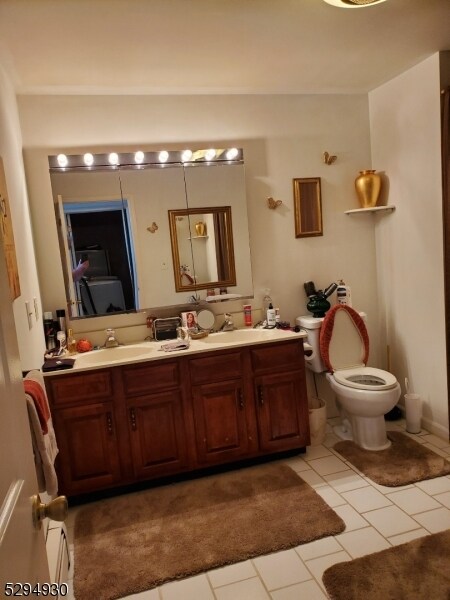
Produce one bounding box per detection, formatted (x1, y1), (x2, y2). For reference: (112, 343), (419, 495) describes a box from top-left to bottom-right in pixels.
(74, 462), (345, 600)
(334, 431), (450, 486)
(323, 529), (450, 600)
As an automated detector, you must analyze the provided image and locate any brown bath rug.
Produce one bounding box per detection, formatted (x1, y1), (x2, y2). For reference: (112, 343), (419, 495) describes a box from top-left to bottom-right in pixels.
(334, 431), (450, 486)
(323, 528), (450, 600)
(73, 462), (345, 600)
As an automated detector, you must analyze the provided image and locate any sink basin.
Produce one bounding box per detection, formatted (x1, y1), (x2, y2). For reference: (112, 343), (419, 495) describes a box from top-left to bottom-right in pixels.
(197, 328), (299, 345)
(74, 344), (154, 367)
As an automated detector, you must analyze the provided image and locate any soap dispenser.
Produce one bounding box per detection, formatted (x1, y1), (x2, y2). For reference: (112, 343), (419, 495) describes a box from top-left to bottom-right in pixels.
(266, 303), (276, 327)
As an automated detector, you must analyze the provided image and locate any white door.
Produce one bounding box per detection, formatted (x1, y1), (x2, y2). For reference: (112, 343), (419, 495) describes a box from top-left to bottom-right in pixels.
(0, 235), (50, 589)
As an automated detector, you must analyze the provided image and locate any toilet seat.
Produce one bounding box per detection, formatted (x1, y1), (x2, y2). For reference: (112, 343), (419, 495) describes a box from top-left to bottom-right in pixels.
(333, 366), (398, 391)
(320, 304), (398, 390)
(320, 304), (369, 372)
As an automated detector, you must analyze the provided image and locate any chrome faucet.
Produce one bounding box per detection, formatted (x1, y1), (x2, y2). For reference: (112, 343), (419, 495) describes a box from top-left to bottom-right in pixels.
(104, 328), (120, 348)
(219, 313), (235, 332)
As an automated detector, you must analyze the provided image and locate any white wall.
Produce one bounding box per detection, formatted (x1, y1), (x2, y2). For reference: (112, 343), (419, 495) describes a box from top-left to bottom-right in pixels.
(0, 64), (45, 370)
(370, 53), (448, 438)
(18, 94), (380, 355)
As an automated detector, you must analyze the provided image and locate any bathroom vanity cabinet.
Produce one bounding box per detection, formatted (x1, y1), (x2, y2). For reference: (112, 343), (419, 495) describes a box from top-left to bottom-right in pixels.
(44, 338), (310, 497)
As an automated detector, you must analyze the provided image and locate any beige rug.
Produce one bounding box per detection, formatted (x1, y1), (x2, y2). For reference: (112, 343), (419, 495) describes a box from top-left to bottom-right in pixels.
(323, 529), (450, 600)
(334, 431), (450, 486)
(74, 462), (345, 600)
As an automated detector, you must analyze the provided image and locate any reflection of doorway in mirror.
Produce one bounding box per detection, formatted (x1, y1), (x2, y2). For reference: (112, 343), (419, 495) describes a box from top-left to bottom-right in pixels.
(62, 200), (138, 316)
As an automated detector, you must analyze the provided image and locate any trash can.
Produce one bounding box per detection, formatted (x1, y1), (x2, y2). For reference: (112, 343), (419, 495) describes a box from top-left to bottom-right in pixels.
(308, 396), (327, 446)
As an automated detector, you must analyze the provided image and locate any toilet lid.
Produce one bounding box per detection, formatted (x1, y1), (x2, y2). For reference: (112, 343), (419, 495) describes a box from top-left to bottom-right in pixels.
(320, 305), (369, 372)
(333, 367), (398, 390)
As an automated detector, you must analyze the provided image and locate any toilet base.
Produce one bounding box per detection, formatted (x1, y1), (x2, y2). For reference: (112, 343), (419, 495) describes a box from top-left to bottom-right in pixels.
(351, 415), (391, 451)
(333, 411), (392, 451)
(333, 417), (353, 442)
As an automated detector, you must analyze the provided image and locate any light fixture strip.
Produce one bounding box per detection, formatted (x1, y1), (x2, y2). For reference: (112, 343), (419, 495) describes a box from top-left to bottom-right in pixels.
(48, 148), (244, 171)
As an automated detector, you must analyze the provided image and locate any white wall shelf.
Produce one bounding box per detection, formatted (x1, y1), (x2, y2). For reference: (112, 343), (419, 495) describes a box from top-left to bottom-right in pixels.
(345, 206), (396, 215)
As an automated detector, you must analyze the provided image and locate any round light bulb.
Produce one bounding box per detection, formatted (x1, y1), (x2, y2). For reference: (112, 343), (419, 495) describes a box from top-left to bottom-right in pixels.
(158, 150), (169, 163)
(57, 154), (68, 167)
(181, 149), (193, 162)
(108, 152), (119, 165)
(134, 151), (145, 164)
(226, 148), (239, 160)
(205, 148), (216, 161)
(83, 153), (94, 166)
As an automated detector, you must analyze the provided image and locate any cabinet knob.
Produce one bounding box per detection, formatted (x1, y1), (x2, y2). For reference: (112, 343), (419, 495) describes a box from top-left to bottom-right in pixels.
(258, 385), (264, 406)
(129, 408), (137, 430)
(238, 389), (244, 409)
(106, 412), (114, 434)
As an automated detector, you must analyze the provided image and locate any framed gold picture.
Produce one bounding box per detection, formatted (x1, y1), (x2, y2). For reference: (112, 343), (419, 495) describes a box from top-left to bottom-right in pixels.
(293, 177), (323, 238)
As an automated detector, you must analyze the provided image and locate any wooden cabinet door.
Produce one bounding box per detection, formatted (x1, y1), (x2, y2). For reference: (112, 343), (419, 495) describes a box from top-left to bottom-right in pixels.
(54, 402), (122, 496)
(254, 371), (310, 452)
(127, 390), (189, 479)
(192, 380), (249, 465)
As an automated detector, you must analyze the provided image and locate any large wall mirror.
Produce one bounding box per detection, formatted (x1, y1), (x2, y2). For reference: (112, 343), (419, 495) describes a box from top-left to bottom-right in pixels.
(48, 148), (254, 318)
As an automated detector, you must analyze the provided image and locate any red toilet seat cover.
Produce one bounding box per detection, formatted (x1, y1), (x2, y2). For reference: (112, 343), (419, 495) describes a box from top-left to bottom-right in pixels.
(319, 305), (369, 373)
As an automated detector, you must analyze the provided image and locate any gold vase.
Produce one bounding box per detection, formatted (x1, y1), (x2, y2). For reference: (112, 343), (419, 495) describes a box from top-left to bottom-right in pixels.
(195, 221), (207, 236)
(355, 170), (381, 208)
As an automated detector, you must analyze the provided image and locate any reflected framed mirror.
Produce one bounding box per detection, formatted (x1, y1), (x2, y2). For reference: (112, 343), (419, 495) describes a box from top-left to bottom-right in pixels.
(293, 177), (323, 238)
(169, 206), (236, 292)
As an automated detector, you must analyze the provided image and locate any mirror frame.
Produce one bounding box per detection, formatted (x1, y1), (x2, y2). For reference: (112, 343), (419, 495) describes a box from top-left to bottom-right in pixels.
(168, 206), (236, 292)
(293, 177), (323, 238)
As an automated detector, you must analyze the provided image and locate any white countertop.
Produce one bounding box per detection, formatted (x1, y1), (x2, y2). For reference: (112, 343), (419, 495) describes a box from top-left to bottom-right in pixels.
(43, 328), (307, 375)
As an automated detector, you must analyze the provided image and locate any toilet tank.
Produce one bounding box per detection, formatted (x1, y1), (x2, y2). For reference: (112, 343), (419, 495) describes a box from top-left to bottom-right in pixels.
(296, 315), (326, 373)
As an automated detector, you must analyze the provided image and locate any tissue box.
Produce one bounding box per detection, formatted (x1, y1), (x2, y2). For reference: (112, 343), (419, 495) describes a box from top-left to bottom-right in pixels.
(181, 311), (198, 329)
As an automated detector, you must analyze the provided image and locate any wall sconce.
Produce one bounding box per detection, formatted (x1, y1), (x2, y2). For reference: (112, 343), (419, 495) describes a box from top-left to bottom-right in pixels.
(267, 197), (282, 209)
(323, 151), (337, 165)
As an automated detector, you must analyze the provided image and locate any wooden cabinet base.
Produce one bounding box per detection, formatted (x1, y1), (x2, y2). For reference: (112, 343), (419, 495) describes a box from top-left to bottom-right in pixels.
(45, 340), (310, 497)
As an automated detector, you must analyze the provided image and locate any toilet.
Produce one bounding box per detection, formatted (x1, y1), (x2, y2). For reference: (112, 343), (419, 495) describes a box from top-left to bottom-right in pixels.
(297, 305), (401, 451)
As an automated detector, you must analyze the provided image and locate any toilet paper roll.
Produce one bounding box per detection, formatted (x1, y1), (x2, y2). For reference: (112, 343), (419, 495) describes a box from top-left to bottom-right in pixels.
(405, 393), (422, 434)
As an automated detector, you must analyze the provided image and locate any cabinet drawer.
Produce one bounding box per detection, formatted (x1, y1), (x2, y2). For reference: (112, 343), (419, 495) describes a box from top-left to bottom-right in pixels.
(122, 360), (180, 395)
(46, 370), (113, 407)
(189, 351), (243, 385)
(251, 341), (304, 373)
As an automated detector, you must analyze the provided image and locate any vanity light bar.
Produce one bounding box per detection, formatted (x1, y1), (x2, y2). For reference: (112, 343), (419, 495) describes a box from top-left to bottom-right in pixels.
(48, 148), (243, 171)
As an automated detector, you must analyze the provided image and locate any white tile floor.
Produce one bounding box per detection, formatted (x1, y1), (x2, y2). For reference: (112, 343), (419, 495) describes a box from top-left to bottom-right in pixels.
(65, 419), (450, 600)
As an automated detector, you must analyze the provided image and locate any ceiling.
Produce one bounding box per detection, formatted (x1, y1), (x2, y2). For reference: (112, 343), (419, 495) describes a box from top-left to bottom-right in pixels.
(0, 0), (449, 96)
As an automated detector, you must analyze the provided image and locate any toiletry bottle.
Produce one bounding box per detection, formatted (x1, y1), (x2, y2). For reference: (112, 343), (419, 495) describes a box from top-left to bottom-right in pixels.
(43, 311), (56, 350)
(67, 328), (77, 355)
(266, 303), (276, 327)
(56, 308), (67, 336)
(56, 331), (67, 355)
(275, 307), (281, 325)
(243, 304), (253, 327)
(336, 280), (352, 307)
